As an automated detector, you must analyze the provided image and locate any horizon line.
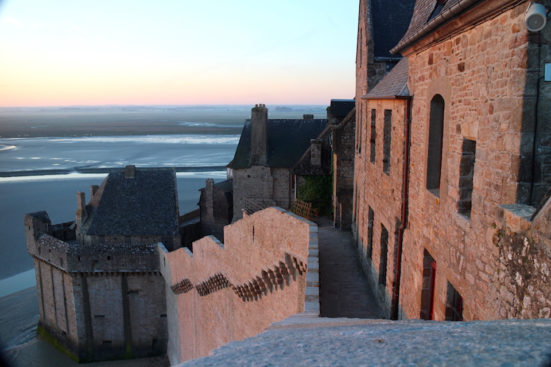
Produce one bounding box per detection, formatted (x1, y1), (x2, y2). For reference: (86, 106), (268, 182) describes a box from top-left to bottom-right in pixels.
(0, 103), (340, 109)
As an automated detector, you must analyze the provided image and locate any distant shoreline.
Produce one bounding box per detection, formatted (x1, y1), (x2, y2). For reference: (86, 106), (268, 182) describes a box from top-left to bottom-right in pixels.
(0, 166), (227, 178)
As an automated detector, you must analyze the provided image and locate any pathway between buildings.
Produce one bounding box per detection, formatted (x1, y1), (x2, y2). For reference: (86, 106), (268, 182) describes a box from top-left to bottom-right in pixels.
(317, 219), (383, 318)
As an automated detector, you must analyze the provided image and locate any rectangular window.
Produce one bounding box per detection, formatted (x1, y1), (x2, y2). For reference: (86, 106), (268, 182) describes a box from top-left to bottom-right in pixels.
(458, 139), (476, 217)
(445, 282), (463, 321)
(426, 95), (445, 195)
(383, 110), (392, 174)
(357, 105), (363, 155)
(420, 250), (436, 320)
(370, 109), (376, 163)
(367, 207), (374, 259)
(379, 224), (388, 286)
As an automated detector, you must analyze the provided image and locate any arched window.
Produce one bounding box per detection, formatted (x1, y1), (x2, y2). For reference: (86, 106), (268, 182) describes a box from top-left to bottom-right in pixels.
(426, 94), (445, 195)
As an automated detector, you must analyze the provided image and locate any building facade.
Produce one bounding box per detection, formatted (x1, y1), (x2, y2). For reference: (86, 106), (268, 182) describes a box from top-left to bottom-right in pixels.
(228, 105), (327, 220)
(26, 166), (180, 361)
(353, 0), (551, 320)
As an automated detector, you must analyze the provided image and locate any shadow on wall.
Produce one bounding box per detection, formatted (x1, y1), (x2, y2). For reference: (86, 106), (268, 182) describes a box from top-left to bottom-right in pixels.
(157, 207), (317, 365)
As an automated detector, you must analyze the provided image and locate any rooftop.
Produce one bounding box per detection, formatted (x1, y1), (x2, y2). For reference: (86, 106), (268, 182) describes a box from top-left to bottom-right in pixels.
(370, 0), (416, 58)
(363, 57), (410, 99)
(80, 167), (179, 237)
(228, 119), (327, 169)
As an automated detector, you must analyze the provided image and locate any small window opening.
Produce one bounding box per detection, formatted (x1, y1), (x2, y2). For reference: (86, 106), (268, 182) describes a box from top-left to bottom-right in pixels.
(383, 110), (392, 174)
(367, 207), (374, 259)
(428, 0), (447, 22)
(379, 225), (389, 286)
(420, 250), (437, 320)
(458, 139), (476, 217)
(426, 95), (445, 195)
(370, 109), (377, 163)
(445, 282), (463, 321)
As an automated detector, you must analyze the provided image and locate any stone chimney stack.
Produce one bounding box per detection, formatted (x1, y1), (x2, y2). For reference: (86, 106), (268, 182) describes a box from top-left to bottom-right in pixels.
(310, 139), (322, 167)
(205, 178), (214, 220)
(124, 165), (136, 179)
(250, 104), (268, 166)
(303, 114), (314, 120)
(76, 192), (87, 227)
(90, 185), (99, 198)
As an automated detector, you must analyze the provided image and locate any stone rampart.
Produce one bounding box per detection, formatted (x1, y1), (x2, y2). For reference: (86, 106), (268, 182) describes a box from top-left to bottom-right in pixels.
(158, 207), (315, 364)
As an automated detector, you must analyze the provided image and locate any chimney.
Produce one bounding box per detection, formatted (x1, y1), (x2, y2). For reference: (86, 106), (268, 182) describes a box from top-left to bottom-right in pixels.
(310, 139), (322, 167)
(205, 179), (214, 220)
(124, 165), (136, 179)
(250, 104), (268, 166)
(90, 185), (99, 197)
(303, 114), (314, 120)
(76, 192), (87, 227)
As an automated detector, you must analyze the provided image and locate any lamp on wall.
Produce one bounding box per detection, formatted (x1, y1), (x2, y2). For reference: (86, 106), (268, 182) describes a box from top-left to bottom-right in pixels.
(525, 2), (548, 32)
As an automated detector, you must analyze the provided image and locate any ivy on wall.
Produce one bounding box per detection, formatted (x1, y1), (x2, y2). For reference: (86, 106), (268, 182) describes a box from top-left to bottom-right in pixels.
(297, 175), (332, 216)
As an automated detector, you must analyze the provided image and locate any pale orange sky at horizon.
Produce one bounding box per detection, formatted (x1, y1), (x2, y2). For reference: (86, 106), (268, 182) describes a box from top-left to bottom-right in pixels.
(0, 0), (358, 107)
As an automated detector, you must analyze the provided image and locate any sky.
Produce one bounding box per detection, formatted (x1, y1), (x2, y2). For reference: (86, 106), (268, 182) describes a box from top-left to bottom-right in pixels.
(0, 0), (358, 107)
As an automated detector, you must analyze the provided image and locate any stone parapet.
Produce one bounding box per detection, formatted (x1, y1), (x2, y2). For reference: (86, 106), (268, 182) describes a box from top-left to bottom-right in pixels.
(159, 207), (316, 364)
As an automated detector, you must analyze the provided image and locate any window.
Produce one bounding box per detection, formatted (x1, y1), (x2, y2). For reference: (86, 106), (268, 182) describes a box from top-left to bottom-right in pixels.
(428, 0), (447, 22)
(357, 105), (363, 155)
(458, 139), (476, 217)
(426, 95), (445, 195)
(445, 282), (463, 321)
(379, 225), (388, 286)
(367, 207), (374, 259)
(420, 250), (436, 320)
(383, 110), (392, 174)
(370, 109), (376, 163)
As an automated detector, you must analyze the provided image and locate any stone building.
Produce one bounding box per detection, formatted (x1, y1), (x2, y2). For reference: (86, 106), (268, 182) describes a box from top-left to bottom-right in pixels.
(356, 0), (416, 99)
(327, 99), (356, 229)
(26, 166), (180, 361)
(353, 0), (551, 320)
(228, 104), (327, 220)
(198, 178), (233, 241)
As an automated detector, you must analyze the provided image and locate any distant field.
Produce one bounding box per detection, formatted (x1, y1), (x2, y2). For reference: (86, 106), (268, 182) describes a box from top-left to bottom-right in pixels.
(0, 105), (327, 138)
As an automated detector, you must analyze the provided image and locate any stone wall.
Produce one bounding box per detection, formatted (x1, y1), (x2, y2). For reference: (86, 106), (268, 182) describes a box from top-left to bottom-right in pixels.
(395, 2), (550, 321)
(26, 212), (168, 362)
(159, 207), (314, 364)
(232, 167), (291, 220)
(353, 99), (408, 317)
(332, 112), (356, 230)
(491, 200), (551, 319)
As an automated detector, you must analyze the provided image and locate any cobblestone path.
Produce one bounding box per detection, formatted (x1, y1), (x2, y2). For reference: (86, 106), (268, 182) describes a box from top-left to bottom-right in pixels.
(318, 220), (384, 318)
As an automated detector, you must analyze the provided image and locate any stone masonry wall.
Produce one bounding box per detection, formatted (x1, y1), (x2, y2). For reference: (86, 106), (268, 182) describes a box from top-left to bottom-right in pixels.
(159, 207), (313, 364)
(232, 166), (291, 220)
(26, 212), (168, 362)
(398, 3), (550, 321)
(333, 114), (356, 230)
(354, 99), (408, 317)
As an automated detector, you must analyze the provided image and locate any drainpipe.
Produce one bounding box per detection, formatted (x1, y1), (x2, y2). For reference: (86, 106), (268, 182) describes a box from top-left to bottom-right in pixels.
(529, 32), (541, 206)
(391, 97), (412, 320)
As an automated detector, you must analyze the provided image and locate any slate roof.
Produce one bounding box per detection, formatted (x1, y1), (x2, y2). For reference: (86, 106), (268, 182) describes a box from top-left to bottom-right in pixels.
(392, 0), (467, 53)
(329, 100), (355, 119)
(82, 167), (179, 236)
(228, 119), (327, 169)
(363, 58), (410, 99)
(370, 0), (416, 58)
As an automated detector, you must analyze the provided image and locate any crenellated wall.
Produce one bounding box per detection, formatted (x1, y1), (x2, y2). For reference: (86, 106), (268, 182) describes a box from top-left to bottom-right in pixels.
(158, 207), (315, 365)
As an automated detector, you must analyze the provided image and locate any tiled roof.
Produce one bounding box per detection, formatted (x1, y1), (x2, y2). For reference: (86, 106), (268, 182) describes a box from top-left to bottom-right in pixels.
(82, 167), (179, 236)
(363, 58), (410, 99)
(392, 0), (472, 53)
(370, 0), (417, 58)
(228, 119), (327, 169)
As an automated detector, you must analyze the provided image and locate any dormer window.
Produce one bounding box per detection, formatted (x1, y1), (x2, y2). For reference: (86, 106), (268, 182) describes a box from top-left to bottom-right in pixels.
(428, 0), (447, 22)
